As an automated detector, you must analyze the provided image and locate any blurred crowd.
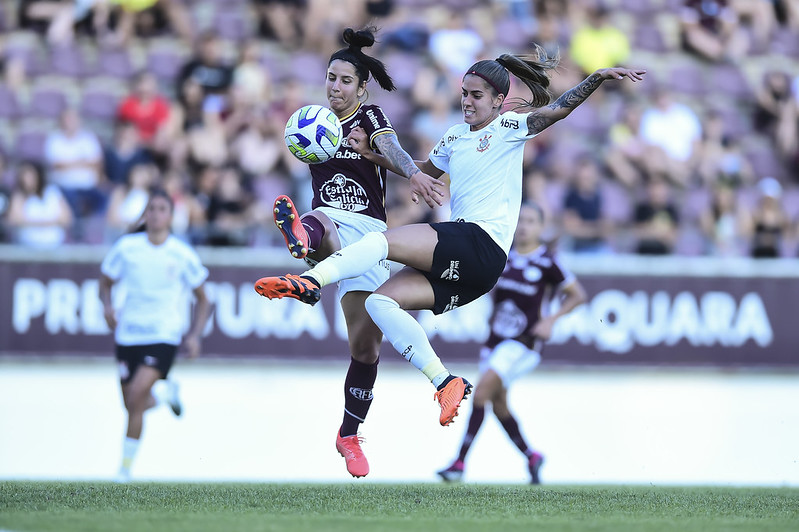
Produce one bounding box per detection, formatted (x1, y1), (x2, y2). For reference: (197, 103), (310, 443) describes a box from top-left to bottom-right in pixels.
(0, 0), (798, 257)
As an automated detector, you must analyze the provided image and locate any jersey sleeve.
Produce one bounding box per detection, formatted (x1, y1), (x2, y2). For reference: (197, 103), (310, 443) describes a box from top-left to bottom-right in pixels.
(498, 111), (538, 143)
(100, 239), (126, 281)
(181, 245), (209, 289)
(548, 254), (575, 290)
(428, 124), (460, 174)
(362, 105), (395, 148)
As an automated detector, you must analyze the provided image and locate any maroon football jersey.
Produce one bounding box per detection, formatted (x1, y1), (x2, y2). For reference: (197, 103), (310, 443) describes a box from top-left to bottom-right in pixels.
(486, 246), (575, 350)
(309, 103), (394, 222)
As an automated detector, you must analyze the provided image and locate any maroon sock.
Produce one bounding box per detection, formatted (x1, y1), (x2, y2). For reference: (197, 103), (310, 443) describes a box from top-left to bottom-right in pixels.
(340, 358), (378, 437)
(301, 216), (325, 251)
(498, 413), (531, 455)
(457, 405), (485, 462)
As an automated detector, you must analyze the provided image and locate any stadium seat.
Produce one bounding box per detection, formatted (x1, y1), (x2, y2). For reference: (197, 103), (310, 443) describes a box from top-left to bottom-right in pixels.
(708, 65), (753, 101)
(28, 88), (68, 119)
(80, 87), (122, 121)
(48, 45), (94, 78)
(666, 63), (706, 97)
(97, 48), (135, 79)
(213, 10), (255, 42)
(0, 87), (21, 119)
(13, 127), (49, 163)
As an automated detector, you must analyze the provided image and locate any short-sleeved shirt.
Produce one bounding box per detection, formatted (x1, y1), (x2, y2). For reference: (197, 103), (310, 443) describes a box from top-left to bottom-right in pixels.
(486, 246), (574, 350)
(101, 233), (209, 346)
(428, 111), (537, 254)
(117, 95), (171, 142)
(310, 103), (394, 222)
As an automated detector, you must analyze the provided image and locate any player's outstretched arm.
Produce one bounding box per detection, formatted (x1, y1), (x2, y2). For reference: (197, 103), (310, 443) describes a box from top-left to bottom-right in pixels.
(531, 279), (588, 340)
(347, 126), (446, 208)
(526, 67), (647, 135)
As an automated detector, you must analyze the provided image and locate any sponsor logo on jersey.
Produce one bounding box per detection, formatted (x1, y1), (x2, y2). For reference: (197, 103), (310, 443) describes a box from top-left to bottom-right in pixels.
(477, 134), (492, 152)
(443, 295), (460, 313)
(440, 260), (460, 281)
(349, 387), (374, 401)
(144, 355), (158, 366)
(501, 117), (519, 129)
(334, 150), (362, 160)
(320, 173), (369, 212)
(366, 109), (380, 129)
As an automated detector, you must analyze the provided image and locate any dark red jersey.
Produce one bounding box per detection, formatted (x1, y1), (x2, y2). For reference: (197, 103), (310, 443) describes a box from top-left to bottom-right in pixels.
(310, 103), (395, 222)
(486, 245), (575, 349)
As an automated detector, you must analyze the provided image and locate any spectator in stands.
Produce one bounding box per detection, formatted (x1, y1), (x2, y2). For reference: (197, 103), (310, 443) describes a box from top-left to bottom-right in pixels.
(186, 101), (229, 171)
(105, 161), (158, 241)
(104, 120), (152, 185)
(680, 0), (748, 62)
(428, 8), (485, 86)
(754, 70), (795, 135)
(604, 103), (649, 188)
(228, 105), (282, 182)
(7, 160), (73, 248)
(633, 177), (680, 255)
(17, 0), (96, 45)
(102, 0), (194, 46)
(742, 176), (791, 257)
(162, 167), (205, 242)
(639, 86), (703, 186)
(561, 155), (613, 253)
(699, 182), (747, 256)
(569, 2), (630, 77)
(204, 165), (253, 246)
(44, 108), (107, 222)
(116, 72), (172, 152)
(176, 30), (233, 109)
(253, 0), (307, 48)
(232, 39), (273, 107)
(696, 109), (754, 187)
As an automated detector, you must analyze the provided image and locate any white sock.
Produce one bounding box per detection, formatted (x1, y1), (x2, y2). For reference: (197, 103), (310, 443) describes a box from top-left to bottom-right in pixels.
(120, 436), (139, 473)
(305, 231), (388, 287)
(365, 293), (450, 387)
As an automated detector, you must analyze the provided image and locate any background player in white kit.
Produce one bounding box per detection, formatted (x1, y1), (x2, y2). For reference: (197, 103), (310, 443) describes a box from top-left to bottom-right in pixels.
(437, 201), (587, 484)
(99, 189), (211, 482)
(256, 46), (645, 432)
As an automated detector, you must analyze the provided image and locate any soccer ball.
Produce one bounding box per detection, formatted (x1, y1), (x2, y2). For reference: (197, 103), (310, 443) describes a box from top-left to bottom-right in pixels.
(284, 104), (343, 164)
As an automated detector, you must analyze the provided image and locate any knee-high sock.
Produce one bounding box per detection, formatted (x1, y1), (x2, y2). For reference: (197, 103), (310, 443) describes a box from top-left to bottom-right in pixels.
(457, 405), (486, 462)
(301, 216), (326, 252)
(498, 413), (532, 455)
(341, 358), (378, 437)
(120, 436), (139, 473)
(365, 293), (450, 387)
(304, 232), (388, 287)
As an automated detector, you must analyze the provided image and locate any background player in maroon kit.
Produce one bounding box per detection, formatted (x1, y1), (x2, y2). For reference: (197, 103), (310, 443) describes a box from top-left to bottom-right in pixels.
(438, 201), (587, 484)
(269, 27), (443, 478)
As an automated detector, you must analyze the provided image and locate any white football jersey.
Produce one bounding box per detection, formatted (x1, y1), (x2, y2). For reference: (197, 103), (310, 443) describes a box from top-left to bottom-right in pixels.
(428, 111), (536, 254)
(101, 233), (209, 346)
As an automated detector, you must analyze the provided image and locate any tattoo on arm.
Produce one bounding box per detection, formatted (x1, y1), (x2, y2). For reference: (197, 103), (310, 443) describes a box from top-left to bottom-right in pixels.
(526, 73), (604, 135)
(374, 134), (418, 178)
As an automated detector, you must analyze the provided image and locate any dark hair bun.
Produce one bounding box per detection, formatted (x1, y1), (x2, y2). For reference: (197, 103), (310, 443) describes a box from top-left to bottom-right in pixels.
(343, 27), (375, 50)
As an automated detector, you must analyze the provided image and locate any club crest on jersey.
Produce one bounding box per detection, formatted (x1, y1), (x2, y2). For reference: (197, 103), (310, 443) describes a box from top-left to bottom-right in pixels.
(320, 173), (369, 212)
(476, 134), (492, 152)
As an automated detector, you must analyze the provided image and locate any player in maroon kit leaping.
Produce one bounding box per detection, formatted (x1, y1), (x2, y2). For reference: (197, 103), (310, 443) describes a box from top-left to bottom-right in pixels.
(437, 201), (587, 484)
(266, 27), (443, 478)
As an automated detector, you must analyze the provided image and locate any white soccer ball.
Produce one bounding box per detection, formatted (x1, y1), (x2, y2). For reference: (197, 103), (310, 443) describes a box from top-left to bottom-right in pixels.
(284, 104), (343, 164)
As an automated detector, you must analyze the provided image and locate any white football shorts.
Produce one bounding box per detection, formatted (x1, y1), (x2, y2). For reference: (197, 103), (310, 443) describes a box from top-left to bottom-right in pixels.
(479, 339), (542, 386)
(316, 206), (391, 296)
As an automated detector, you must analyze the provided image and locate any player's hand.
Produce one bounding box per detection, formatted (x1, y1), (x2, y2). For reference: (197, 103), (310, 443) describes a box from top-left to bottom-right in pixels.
(409, 171), (446, 208)
(346, 126), (370, 155)
(183, 334), (202, 359)
(103, 305), (117, 330)
(596, 67), (647, 82)
(531, 316), (557, 341)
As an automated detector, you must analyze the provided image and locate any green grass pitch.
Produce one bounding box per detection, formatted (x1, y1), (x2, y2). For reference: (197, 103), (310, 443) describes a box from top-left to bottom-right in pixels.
(1, 482), (797, 532)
